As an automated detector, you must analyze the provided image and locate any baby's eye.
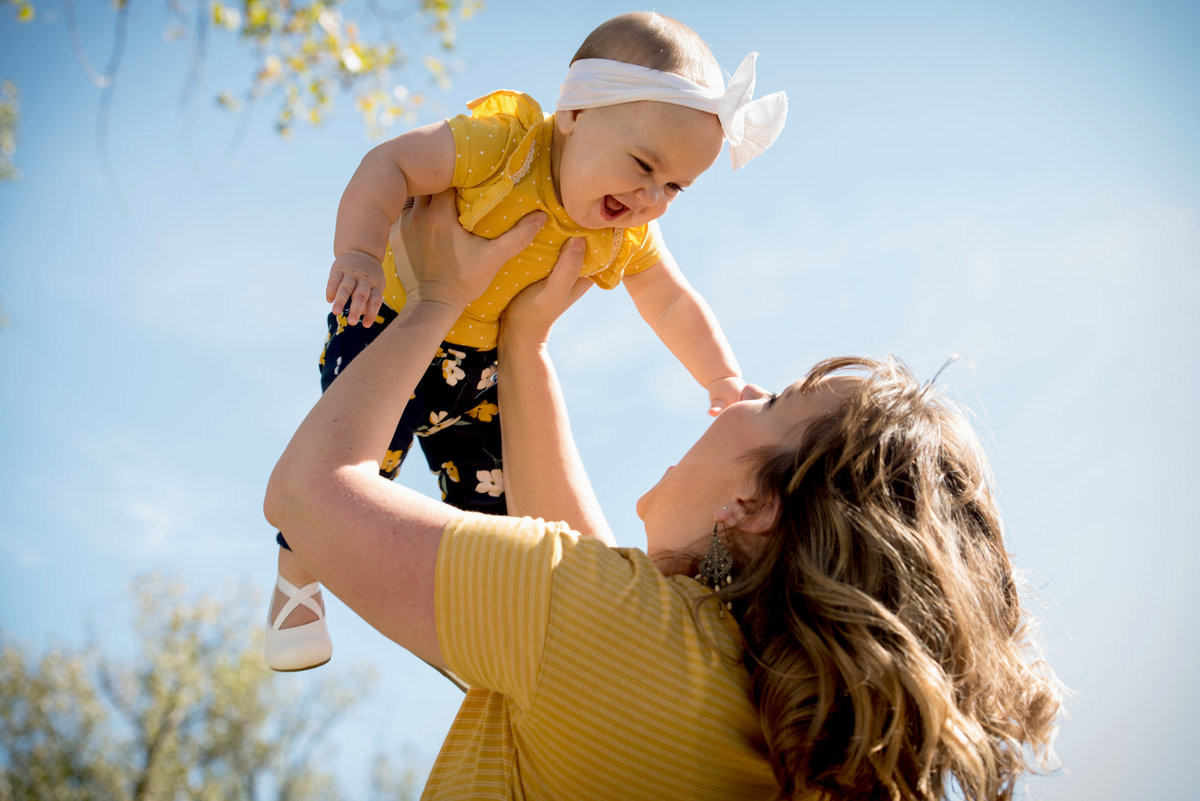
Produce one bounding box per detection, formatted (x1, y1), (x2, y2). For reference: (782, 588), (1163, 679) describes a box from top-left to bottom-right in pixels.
(666, 182), (685, 195)
(633, 157), (652, 173)
(766, 392), (780, 408)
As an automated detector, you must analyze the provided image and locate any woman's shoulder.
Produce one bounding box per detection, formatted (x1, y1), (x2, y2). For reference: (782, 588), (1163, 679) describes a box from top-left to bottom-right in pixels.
(443, 512), (731, 640)
(441, 512), (742, 658)
(550, 534), (745, 663)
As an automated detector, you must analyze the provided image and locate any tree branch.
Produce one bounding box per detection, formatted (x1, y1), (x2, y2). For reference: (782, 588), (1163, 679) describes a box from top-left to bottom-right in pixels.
(63, 0), (113, 88)
(94, 0), (131, 204)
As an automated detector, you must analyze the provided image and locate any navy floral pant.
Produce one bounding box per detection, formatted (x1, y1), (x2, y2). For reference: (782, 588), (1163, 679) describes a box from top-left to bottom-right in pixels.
(276, 302), (505, 551)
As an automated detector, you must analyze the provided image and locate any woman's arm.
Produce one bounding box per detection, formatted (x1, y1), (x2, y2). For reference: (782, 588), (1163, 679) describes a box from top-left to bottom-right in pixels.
(264, 193), (546, 669)
(496, 241), (618, 547)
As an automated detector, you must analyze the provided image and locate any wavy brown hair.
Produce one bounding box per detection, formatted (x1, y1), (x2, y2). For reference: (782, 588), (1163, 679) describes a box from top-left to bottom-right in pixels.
(713, 356), (1061, 800)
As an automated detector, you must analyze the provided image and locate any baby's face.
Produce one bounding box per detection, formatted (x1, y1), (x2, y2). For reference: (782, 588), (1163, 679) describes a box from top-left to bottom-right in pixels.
(554, 101), (723, 230)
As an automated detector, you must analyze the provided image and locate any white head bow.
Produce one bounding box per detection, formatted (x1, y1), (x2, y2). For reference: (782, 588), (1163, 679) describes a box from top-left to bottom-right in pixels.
(556, 52), (788, 170)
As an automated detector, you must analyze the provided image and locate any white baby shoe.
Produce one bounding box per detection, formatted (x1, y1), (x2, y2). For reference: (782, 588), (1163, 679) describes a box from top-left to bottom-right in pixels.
(264, 575), (333, 672)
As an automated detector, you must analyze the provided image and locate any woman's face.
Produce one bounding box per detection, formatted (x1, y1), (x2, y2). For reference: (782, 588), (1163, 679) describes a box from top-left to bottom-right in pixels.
(636, 377), (854, 560)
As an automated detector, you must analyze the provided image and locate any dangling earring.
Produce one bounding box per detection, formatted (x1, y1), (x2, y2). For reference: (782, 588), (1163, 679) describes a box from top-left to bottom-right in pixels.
(695, 522), (734, 617)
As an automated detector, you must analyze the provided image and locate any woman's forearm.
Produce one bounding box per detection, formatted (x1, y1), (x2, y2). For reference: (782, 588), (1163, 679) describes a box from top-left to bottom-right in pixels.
(266, 191), (546, 550)
(263, 298), (465, 667)
(498, 335), (616, 547)
(263, 194), (548, 668)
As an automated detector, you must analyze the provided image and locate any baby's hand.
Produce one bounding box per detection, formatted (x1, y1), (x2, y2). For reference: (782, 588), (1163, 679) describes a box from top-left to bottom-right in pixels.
(738, 382), (770, 402)
(707, 376), (748, 417)
(326, 252), (386, 327)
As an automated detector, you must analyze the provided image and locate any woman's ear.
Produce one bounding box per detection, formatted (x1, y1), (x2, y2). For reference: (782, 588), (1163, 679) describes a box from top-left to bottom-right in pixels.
(717, 495), (780, 536)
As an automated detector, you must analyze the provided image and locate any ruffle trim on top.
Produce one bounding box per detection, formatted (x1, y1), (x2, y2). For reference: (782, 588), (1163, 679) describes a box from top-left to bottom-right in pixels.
(456, 90), (634, 281)
(455, 91), (545, 231)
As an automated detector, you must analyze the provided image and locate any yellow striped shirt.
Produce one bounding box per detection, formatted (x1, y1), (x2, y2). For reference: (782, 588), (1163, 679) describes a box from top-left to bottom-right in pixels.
(427, 513), (780, 800)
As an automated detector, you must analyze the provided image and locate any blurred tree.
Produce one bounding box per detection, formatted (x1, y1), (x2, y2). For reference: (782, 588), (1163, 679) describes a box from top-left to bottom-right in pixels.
(0, 0), (482, 181)
(0, 573), (416, 800)
(0, 79), (17, 182)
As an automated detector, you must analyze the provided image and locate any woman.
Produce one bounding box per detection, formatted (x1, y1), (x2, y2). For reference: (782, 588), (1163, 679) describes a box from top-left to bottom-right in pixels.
(264, 193), (1060, 800)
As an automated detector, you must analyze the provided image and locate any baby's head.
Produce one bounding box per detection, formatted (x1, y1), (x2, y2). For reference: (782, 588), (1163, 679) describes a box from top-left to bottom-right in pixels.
(572, 12), (724, 94)
(552, 12), (727, 230)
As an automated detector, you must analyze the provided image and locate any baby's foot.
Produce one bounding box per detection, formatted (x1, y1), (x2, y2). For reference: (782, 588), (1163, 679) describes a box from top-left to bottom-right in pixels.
(264, 575), (332, 671)
(270, 583), (323, 627)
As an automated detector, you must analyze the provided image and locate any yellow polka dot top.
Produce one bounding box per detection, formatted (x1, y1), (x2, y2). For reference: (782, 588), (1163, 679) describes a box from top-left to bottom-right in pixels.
(381, 91), (663, 350)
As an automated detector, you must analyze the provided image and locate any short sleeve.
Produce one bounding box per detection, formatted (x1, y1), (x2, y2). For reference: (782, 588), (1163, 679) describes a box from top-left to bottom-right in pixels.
(447, 113), (518, 190)
(589, 220), (666, 289)
(447, 91), (544, 192)
(435, 513), (573, 704)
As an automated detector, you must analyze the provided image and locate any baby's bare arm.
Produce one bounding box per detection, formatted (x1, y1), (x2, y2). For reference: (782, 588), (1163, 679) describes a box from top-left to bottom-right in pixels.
(328, 122), (456, 325)
(623, 249), (745, 415)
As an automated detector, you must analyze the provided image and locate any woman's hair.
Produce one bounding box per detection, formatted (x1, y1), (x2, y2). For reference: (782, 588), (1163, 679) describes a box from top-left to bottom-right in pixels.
(717, 356), (1061, 800)
(571, 12), (724, 93)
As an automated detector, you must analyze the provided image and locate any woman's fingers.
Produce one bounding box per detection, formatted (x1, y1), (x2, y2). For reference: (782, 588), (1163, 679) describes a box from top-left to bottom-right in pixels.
(492, 210), (548, 261)
(534, 238), (592, 318)
(566, 276), (593, 306)
(503, 237), (592, 338)
(544, 238), (585, 296)
(558, 240), (594, 309)
(403, 194), (433, 213)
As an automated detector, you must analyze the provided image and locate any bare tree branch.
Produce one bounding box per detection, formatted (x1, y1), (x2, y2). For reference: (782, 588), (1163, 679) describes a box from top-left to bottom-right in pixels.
(94, 0), (131, 203)
(62, 0), (113, 88)
(3, 0), (478, 191)
(177, 0), (207, 108)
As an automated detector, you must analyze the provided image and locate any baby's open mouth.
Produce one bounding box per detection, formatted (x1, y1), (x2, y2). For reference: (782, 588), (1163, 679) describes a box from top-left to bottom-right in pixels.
(602, 195), (627, 220)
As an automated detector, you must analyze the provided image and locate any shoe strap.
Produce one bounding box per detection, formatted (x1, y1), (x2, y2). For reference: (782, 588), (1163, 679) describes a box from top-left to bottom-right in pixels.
(273, 575), (325, 630)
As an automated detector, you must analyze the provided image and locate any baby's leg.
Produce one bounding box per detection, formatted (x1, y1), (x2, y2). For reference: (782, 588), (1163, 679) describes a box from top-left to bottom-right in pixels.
(412, 346), (506, 515)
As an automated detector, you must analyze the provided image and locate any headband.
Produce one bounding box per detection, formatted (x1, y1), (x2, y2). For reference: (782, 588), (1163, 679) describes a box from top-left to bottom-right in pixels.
(556, 52), (788, 170)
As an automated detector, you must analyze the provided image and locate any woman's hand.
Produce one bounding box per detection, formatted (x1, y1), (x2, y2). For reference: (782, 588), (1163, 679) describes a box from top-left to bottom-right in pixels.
(501, 237), (593, 348)
(398, 191), (547, 309)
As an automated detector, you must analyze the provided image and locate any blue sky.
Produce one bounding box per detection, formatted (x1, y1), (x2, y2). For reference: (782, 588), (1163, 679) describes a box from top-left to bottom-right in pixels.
(2, 0), (1198, 797)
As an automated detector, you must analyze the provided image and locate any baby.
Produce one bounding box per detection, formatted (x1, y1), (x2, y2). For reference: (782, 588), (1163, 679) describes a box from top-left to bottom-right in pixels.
(266, 11), (787, 672)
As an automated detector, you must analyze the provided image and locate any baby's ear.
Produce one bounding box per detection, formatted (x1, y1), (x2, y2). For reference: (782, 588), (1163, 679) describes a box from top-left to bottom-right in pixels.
(555, 109), (581, 135)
